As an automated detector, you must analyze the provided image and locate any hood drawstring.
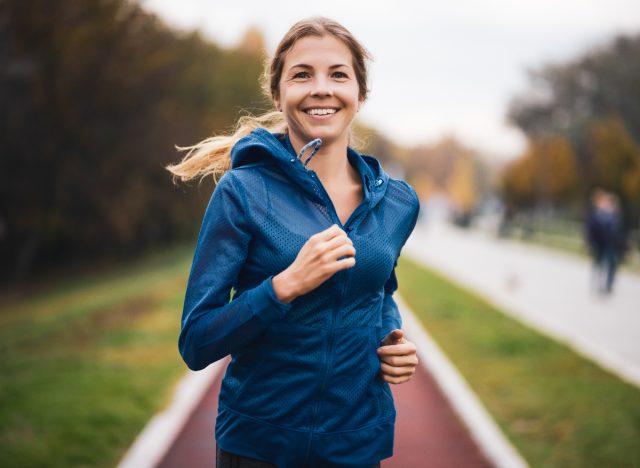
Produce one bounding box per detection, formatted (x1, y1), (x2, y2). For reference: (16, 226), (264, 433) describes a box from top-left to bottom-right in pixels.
(297, 138), (322, 167)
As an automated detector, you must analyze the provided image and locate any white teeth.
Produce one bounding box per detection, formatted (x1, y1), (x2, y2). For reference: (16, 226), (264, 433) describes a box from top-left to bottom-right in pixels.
(306, 108), (337, 115)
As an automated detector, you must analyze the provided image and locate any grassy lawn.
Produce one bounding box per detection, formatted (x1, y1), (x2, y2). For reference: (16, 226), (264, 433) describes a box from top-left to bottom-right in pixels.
(397, 255), (640, 467)
(0, 246), (193, 468)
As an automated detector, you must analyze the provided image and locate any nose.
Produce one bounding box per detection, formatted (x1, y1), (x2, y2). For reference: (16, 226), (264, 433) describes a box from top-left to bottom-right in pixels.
(310, 75), (333, 97)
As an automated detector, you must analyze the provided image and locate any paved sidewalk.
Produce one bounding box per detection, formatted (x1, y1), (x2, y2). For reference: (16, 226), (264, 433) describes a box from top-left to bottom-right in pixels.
(157, 358), (490, 467)
(404, 221), (640, 387)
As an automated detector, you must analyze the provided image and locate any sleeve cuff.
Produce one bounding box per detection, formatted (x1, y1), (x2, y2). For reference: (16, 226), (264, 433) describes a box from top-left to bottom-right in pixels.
(246, 275), (293, 325)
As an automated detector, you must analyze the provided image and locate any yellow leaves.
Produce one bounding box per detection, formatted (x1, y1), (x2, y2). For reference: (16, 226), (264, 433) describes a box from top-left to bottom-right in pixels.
(446, 156), (477, 213)
(541, 136), (579, 201)
(588, 114), (640, 208)
(502, 135), (578, 205)
(409, 136), (484, 215)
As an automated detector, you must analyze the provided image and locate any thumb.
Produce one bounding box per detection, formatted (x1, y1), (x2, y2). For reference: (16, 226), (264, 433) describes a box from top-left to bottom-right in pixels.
(381, 329), (404, 346)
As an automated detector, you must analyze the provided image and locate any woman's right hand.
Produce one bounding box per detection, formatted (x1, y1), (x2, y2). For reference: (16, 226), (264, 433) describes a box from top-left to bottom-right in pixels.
(272, 224), (355, 304)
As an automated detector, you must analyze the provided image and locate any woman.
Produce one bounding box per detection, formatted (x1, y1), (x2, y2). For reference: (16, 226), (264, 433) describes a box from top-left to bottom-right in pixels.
(167, 17), (420, 468)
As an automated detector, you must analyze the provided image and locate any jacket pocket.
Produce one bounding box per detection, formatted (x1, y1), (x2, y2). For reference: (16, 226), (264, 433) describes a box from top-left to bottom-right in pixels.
(226, 323), (323, 429)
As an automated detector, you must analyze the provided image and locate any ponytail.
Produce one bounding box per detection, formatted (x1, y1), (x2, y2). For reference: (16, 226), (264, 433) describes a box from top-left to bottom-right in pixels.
(166, 110), (285, 185)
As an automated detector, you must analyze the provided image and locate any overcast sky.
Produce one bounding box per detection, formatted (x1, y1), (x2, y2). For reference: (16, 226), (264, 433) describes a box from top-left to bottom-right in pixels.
(140, 0), (640, 161)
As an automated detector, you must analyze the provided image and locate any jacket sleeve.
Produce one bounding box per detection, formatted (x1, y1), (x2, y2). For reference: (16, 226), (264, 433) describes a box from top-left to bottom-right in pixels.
(379, 188), (420, 344)
(179, 171), (293, 371)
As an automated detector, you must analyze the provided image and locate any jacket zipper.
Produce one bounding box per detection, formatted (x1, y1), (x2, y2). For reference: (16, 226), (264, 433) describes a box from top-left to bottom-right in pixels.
(307, 175), (355, 450)
(307, 236), (351, 445)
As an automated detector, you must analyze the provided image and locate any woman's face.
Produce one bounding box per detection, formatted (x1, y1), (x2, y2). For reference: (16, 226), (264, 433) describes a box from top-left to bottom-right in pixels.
(276, 34), (361, 151)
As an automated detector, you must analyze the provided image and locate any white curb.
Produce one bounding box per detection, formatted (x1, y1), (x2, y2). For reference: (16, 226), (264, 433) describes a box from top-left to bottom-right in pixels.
(396, 293), (529, 468)
(117, 358), (227, 468)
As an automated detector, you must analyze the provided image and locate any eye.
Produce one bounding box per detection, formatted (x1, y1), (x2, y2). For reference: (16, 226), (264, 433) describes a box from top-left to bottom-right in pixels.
(332, 71), (349, 79)
(292, 71), (310, 79)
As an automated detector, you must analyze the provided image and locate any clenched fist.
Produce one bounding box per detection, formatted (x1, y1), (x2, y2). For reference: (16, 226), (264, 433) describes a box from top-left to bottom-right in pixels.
(272, 224), (355, 304)
(377, 329), (419, 384)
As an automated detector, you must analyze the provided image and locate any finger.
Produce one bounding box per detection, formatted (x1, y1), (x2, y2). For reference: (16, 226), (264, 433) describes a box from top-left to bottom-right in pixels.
(334, 256), (356, 271)
(381, 329), (404, 346)
(379, 352), (419, 367)
(378, 342), (416, 356)
(382, 374), (413, 384)
(380, 362), (416, 377)
(331, 243), (356, 261)
(323, 233), (353, 250)
(308, 233), (350, 261)
(321, 235), (355, 258)
(314, 224), (346, 241)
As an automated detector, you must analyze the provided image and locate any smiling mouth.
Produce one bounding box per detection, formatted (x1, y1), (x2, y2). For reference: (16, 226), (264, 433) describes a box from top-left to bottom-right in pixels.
(304, 108), (338, 115)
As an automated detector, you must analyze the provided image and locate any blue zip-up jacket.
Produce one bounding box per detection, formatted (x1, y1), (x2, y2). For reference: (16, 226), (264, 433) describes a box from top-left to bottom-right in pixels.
(179, 128), (420, 467)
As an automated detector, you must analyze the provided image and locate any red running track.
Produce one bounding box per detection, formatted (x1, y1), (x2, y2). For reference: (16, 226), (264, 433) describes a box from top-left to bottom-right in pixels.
(158, 361), (490, 468)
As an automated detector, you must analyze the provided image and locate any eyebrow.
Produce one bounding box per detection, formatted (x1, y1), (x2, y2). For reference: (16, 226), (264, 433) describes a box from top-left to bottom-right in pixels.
(288, 63), (350, 71)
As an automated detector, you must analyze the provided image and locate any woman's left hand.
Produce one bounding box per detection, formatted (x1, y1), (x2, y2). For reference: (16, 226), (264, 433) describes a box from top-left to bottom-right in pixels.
(377, 329), (418, 384)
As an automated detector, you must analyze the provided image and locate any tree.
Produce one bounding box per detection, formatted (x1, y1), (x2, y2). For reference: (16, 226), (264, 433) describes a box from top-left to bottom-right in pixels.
(508, 33), (640, 153)
(446, 155), (477, 215)
(501, 135), (579, 209)
(0, 0), (267, 282)
(587, 115), (640, 228)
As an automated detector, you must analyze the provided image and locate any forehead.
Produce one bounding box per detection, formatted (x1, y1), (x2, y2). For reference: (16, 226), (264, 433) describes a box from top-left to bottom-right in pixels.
(283, 35), (354, 69)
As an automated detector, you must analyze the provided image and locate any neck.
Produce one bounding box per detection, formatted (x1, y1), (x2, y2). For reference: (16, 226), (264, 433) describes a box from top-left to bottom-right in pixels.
(289, 132), (356, 189)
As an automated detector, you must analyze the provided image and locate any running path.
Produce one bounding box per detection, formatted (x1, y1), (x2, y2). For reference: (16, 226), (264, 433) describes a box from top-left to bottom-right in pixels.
(404, 221), (640, 388)
(388, 362), (490, 467)
(156, 353), (491, 468)
(156, 363), (221, 468)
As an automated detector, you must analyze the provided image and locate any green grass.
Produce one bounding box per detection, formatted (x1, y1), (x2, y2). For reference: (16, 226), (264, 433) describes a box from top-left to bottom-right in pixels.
(0, 246), (194, 468)
(397, 256), (640, 467)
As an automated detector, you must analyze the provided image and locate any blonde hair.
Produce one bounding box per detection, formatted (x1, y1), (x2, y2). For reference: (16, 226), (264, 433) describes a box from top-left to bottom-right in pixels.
(166, 17), (372, 185)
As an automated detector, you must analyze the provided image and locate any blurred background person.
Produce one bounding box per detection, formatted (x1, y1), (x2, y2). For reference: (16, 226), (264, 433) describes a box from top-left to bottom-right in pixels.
(585, 189), (627, 295)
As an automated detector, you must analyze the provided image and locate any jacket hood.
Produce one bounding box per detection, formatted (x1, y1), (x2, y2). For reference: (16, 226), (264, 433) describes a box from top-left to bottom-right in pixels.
(229, 127), (390, 209)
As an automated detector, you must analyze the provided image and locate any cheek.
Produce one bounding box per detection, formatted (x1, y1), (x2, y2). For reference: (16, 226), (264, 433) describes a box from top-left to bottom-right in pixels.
(344, 86), (361, 109)
(343, 83), (361, 105)
(279, 85), (301, 107)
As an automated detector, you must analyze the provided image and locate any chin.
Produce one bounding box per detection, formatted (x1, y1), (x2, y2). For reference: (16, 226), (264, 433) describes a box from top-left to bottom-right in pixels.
(304, 129), (349, 146)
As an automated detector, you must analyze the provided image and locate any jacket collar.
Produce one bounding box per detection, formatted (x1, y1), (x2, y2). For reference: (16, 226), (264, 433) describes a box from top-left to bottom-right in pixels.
(230, 128), (389, 210)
